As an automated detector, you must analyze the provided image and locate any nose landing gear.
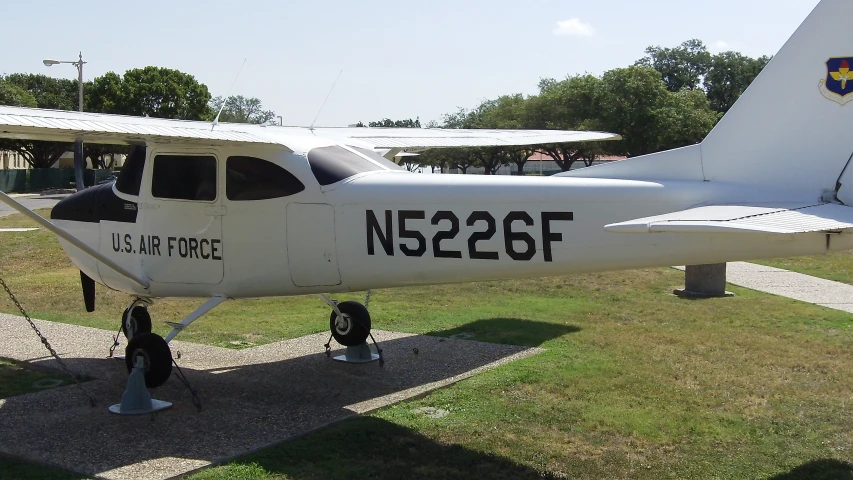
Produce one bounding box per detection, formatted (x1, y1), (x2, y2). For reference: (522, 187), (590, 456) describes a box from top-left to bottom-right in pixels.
(122, 304), (152, 340)
(110, 296), (227, 414)
(124, 332), (173, 388)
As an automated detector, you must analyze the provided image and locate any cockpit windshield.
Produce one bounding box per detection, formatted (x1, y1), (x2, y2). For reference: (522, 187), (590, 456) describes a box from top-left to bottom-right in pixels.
(307, 145), (406, 186)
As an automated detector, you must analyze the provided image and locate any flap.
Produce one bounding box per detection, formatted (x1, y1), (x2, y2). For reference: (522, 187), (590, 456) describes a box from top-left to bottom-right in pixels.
(605, 203), (853, 234)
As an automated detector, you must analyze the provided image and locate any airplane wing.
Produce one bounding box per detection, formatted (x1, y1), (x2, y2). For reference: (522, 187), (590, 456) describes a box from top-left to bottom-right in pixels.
(0, 105), (280, 146)
(605, 203), (853, 234)
(0, 105), (619, 150)
(310, 127), (621, 151)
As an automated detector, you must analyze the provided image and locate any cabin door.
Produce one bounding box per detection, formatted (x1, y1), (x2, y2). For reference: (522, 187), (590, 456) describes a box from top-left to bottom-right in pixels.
(140, 152), (224, 284)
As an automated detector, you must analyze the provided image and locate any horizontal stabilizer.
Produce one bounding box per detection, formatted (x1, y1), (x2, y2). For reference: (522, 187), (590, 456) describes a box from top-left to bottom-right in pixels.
(605, 203), (853, 234)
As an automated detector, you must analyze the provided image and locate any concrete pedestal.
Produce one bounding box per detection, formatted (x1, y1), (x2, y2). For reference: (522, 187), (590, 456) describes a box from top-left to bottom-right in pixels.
(674, 263), (734, 298)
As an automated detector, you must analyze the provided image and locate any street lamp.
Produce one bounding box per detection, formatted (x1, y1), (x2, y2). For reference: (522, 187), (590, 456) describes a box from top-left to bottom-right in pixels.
(43, 52), (86, 112)
(43, 52), (86, 190)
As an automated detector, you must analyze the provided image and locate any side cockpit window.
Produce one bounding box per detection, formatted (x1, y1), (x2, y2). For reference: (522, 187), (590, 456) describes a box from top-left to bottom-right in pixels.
(226, 156), (305, 201)
(115, 145), (146, 196)
(151, 154), (217, 201)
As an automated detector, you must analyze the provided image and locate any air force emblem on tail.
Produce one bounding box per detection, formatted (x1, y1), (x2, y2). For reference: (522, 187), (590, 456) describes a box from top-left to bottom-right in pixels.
(819, 58), (853, 106)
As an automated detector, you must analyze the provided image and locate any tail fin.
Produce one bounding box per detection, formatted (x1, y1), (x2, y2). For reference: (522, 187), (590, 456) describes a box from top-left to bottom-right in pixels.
(701, 0), (853, 197)
(564, 0), (853, 202)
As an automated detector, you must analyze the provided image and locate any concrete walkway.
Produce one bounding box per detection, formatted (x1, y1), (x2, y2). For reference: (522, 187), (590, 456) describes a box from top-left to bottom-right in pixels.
(0, 317), (542, 480)
(676, 262), (853, 313)
(0, 192), (70, 217)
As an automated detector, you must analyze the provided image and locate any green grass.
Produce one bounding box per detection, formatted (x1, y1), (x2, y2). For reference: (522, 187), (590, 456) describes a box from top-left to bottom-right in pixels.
(756, 250), (853, 285)
(2, 211), (853, 479)
(0, 358), (81, 399)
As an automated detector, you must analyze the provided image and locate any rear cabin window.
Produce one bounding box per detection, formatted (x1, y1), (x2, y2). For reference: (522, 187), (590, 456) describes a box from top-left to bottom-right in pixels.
(226, 156), (305, 200)
(151, 155), (217, 201)
(307, 145), (404, 186)
(307, 146), (377, 186)
(115, 145), (146, 196)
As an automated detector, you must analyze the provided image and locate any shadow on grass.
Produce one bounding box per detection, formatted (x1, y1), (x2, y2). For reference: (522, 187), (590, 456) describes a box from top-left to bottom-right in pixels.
(770, 459), (853, 480)
(0, 453), (88, 480)
(427, 317), (580, 347)
(0, 356), (88, 400)
(197, 416), (557, 480)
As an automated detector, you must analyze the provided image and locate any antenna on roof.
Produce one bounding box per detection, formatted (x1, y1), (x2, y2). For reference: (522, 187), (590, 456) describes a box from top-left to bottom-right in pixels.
(309, 69), (343, 131)
(211, 58), (247, 131)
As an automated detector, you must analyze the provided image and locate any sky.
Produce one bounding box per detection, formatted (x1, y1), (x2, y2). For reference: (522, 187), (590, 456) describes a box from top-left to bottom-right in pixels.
(2, 0), (821, 127)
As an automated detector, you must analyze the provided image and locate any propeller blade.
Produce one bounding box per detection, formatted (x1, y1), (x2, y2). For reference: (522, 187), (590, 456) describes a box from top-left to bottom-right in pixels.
(81, 271), (95, 312)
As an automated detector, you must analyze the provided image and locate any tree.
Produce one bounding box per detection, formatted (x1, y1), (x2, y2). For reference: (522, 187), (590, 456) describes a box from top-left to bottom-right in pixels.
(531, 75), (602, 130)
(635, 39), (711, 92)
(704, 52), (771, 113)
(472, 147), (505, 175)
(1, 140), (70, 169)
(594, 66), (674, 156)
(536, 143), (602, 171)
(209, 95), (276, 124)
(465, 96), (534, 175)
(0, 79), (37, 108)
(657, 89), (721, 151)
(86, 67), (212, 120)
(449, 148), (478, 174)
(359, 118), (422, 128)
(3, 73), (80, 110)
(85, 71), (123, 114)
(0, 75), (75, 168)
(84, 144), (128, 169)
(417, 149), (451, 173)
(529, 75), (605, 171)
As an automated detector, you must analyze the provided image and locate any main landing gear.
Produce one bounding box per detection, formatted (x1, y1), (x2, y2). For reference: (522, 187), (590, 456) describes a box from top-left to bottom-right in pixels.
(320, 294), (383, 364)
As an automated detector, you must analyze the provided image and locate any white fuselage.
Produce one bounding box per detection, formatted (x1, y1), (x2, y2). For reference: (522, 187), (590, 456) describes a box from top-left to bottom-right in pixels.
(51, 142), (844, 300)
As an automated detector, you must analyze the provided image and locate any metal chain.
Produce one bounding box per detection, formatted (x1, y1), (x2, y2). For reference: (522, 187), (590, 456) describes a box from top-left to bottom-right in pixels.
(364, 289), (372, 311)
(0, 277), (97, 407)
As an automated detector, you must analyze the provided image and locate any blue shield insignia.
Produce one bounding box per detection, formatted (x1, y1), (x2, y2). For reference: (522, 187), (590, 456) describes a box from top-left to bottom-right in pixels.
(820, 57), (853, 105)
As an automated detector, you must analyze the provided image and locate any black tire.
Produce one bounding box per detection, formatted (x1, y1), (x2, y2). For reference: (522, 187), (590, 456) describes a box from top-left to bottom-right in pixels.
(329, 301), (371, 347)
(121, 306), (152, 340)
(124, 332), (173, 388)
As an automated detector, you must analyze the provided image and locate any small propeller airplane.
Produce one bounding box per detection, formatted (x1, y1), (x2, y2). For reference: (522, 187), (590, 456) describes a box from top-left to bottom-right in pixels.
(0, 0), (851, 390)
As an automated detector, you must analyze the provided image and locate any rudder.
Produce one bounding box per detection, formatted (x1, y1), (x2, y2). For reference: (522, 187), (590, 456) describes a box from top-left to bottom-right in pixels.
(699, 0), (853, 200)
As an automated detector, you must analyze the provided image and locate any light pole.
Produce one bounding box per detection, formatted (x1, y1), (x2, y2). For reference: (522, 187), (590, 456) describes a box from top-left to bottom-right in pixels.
(44, 52), (86, 190)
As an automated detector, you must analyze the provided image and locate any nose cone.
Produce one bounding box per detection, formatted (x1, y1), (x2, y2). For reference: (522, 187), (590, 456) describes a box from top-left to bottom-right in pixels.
(51, 185), (100, 222)
(51, 183), (138, 223)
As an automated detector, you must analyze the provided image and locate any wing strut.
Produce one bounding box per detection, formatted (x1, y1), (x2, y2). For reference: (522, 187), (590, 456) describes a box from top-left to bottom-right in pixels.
(0, 190), (150, 289)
